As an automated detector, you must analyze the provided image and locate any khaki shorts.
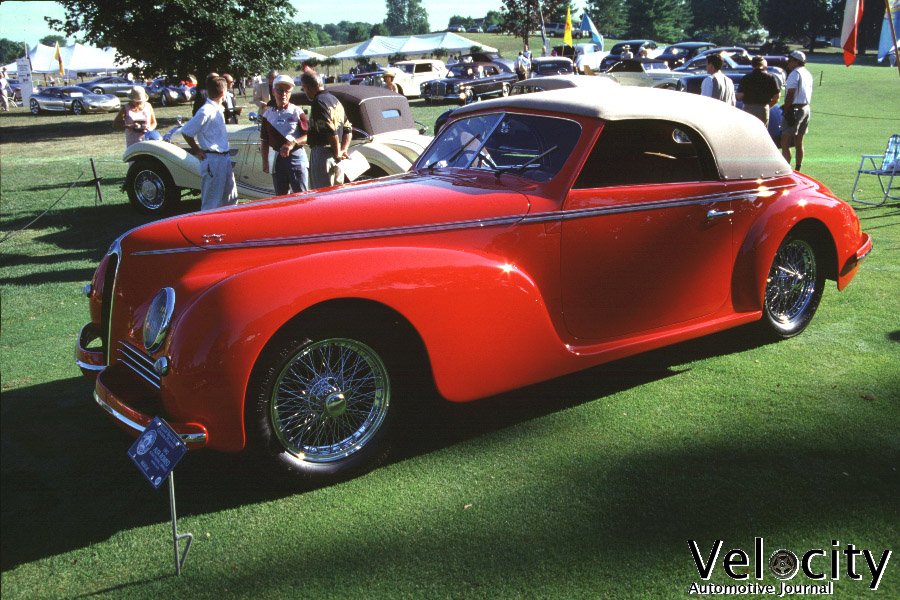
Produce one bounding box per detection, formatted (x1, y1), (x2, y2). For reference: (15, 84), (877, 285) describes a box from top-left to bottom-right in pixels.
(782, 104), (810, 136)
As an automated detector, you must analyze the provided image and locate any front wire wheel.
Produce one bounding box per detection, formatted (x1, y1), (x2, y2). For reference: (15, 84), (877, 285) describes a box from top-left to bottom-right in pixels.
(762, 236), (824, 338)
(270, 338), (390, 465)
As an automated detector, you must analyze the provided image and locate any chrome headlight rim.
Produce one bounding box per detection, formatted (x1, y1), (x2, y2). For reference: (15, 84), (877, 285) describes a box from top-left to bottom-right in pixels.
(143, 287), (176, 353)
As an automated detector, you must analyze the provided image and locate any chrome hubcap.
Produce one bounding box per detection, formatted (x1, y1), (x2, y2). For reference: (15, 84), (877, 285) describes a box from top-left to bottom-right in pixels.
(134, 170), (165, 209)
(765, 239), (816, 324)
(271, 338), (389, 463)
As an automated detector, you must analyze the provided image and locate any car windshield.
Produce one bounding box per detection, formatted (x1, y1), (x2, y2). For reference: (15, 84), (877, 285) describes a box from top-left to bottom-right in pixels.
(396, 63), (415, 74)
(417, 112), (582, 181)
(536, 61), (571, 75)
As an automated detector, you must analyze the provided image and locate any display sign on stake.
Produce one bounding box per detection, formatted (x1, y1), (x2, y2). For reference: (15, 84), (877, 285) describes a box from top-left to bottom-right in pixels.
(128, 416), (193, 575)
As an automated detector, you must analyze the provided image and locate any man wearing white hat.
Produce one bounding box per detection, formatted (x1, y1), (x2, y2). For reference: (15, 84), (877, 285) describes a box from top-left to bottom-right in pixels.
(260, 74), (309, 194)
(781, 50), (813, 170)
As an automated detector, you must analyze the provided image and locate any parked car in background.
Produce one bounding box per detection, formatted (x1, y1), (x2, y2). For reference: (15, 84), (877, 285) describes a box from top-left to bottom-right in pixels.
(29, 85), (120, 115)
(420, 62), (517, 103)
(599, 40), (660, 70)
(675, 53), (785, 87)
(530, 56), (575, 77)
(356, 60), (446, 97)
(571, 43), (608, 73)
(144, 77), (195, 107)
(77, 86), (871, 485)
(697, 47), (788, 71)
(545, 22), (587, 38)
(486, 24), (502, 33)
(655, 41), (717, 68)
(597, 58), (687, 89)
(121, 84), (431, 213)
(81, 75), (135, 98)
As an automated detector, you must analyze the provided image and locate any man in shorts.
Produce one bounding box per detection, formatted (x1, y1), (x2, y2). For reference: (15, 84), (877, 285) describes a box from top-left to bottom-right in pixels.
(780, 50), (813, 171)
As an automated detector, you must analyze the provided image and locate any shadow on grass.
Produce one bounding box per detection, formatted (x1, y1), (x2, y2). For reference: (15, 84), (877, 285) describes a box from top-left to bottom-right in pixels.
(0, 326), (782, 571)
(23, 175), (125, 194)
(0, 115), (186, 145)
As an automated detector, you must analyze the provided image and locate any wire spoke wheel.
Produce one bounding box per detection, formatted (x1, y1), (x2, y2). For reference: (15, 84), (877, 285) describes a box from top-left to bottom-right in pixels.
(269, 338), (390, 464)
(762, 236), (823, 338)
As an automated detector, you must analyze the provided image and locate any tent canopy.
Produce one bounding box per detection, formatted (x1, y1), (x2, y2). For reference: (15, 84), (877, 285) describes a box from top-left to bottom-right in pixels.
(332, 32), (497, 60)
(293, 48), (327, 62)
(3, 43), (124, 76)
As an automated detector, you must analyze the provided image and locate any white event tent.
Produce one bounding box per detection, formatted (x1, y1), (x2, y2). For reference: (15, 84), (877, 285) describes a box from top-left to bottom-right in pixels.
(332, 32), (497, 60)
(3, 43), (124, 77)
(292, 48), (327, 62)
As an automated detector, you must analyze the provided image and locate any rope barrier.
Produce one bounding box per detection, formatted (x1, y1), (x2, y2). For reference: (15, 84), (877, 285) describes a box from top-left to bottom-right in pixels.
(0, 167), (87, 245)
(813, 110), (900, 121)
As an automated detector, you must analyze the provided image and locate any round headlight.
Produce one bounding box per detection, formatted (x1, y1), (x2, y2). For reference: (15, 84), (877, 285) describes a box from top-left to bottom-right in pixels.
(143, 287), (175, 352)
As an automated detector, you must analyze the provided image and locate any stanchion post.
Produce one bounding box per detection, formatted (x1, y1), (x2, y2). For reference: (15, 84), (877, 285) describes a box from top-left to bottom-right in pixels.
(90, 157), (103, 204)
(169, 472), (193, 575)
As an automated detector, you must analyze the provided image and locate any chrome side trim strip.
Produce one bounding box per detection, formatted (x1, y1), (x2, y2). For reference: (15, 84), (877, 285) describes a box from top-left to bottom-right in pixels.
(132, 183), (796, 255)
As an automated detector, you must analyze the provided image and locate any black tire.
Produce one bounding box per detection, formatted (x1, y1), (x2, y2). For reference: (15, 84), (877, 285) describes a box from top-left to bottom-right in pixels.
(124, 158), (180, 214)
(760, 235), (824, 338)
(501, 82), (510, 97)
(72, 100), (84, 115)
(92, 87), (103, 94)
(160, 92), (169, 107)
(29, 98), (40, 115)
(247, 319), (414, 483)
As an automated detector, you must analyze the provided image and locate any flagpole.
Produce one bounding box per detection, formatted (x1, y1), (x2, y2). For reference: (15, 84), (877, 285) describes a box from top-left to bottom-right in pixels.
(887, 0), (900, 76)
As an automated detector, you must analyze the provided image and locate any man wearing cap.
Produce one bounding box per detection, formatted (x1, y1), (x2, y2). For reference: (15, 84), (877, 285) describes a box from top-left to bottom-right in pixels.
(181, 76), (237, 211)
(737, 56), (780, 127)
(300, 71), (353, 189)
(781, 50), (813, 170)
(261, 74), (309, 195)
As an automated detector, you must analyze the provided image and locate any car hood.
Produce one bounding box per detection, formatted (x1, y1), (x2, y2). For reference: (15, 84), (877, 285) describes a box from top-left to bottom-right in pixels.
(174, 172), (532, 249)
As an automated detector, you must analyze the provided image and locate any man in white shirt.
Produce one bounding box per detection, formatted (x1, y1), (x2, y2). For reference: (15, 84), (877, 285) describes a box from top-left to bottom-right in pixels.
(182, 76), (237, 211)
(780, 50), (813, 170)
(700, 53), (736, 106)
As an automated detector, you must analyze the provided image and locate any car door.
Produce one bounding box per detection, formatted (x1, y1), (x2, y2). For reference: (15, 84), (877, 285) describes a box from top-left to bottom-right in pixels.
(560, 119), (732, 341)
(44, 89), (65, 111)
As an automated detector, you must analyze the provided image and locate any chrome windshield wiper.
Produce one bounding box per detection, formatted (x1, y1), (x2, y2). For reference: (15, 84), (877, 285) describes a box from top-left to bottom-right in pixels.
(495, 145), (559, 176)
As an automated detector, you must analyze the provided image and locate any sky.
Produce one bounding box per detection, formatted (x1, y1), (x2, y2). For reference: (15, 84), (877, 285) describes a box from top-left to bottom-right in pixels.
(0, 1), (508, 48)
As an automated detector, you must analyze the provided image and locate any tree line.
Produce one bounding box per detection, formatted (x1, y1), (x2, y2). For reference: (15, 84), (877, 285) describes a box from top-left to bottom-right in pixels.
(1, 0), (890, 80)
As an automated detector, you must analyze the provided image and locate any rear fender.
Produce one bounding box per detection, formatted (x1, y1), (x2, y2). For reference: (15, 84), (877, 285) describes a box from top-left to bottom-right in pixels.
(164, 246), (569, 451)
(350, 142), (412, 176)
(124, 141), (200, 189)
(731, 192), (856, 312)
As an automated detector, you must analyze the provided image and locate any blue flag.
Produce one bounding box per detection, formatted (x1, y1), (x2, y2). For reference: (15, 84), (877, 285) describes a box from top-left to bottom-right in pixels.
(878, 0), (900, 62)
(580, 13), (604, 50)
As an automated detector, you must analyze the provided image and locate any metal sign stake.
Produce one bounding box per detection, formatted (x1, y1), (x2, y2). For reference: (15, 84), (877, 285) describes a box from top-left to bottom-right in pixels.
(89, 157), (103, 204)
(168, 472), (193, 575)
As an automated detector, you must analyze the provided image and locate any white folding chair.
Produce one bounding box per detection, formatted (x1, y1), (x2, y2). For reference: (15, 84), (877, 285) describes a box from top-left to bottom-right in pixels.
(851, 134), (899, 206)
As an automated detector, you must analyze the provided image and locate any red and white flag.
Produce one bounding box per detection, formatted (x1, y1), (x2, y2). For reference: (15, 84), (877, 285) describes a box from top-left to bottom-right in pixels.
(841, 0), (865, 66)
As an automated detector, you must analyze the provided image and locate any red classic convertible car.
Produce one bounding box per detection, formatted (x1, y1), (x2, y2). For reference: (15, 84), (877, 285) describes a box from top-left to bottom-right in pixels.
(76, 87), (872, 483)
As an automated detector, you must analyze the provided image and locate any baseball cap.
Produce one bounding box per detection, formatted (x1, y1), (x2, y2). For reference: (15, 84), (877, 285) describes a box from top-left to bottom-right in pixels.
(273, 74), (294, 89)
(788, 50), (806, 63)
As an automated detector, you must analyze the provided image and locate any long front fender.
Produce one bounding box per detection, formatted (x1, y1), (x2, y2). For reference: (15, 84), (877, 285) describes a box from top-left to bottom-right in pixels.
(123, 141), (201, 190)
(163, 245), (572, 452)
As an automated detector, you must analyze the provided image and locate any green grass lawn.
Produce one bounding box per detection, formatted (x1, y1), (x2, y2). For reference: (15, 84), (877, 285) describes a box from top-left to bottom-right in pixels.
(1, 56), (898, 599)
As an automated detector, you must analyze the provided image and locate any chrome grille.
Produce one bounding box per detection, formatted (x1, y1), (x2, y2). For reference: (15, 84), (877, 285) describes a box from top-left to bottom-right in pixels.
(117, 341), (161, 389)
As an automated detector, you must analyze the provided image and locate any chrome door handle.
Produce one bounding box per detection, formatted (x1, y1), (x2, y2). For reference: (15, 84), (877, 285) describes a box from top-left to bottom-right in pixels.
(707, 209), (735, 220)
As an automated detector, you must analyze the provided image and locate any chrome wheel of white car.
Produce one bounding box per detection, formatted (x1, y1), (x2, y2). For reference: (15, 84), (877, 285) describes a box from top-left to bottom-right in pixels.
(125, 158), (179, 214)
(762, 236), (823, 338)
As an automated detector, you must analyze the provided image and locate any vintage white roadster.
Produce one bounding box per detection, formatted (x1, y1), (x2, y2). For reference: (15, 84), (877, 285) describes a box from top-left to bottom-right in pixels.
(122, 85), (432, 214)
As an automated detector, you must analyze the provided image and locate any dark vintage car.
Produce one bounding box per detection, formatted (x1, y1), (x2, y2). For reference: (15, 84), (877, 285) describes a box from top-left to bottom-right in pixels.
(600, 39), (660, 70)
(81, 75), (136, 98)
(697, 46), (788, 70)
(675, 53), (786, 88)
(530, 56), (575, 77)
(420, 62), (517, 104)
(144, 77), (195, 107)
(655, 41), (718, 68)
(28, 85), (120, 115)
(77, 87), (871, 485)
